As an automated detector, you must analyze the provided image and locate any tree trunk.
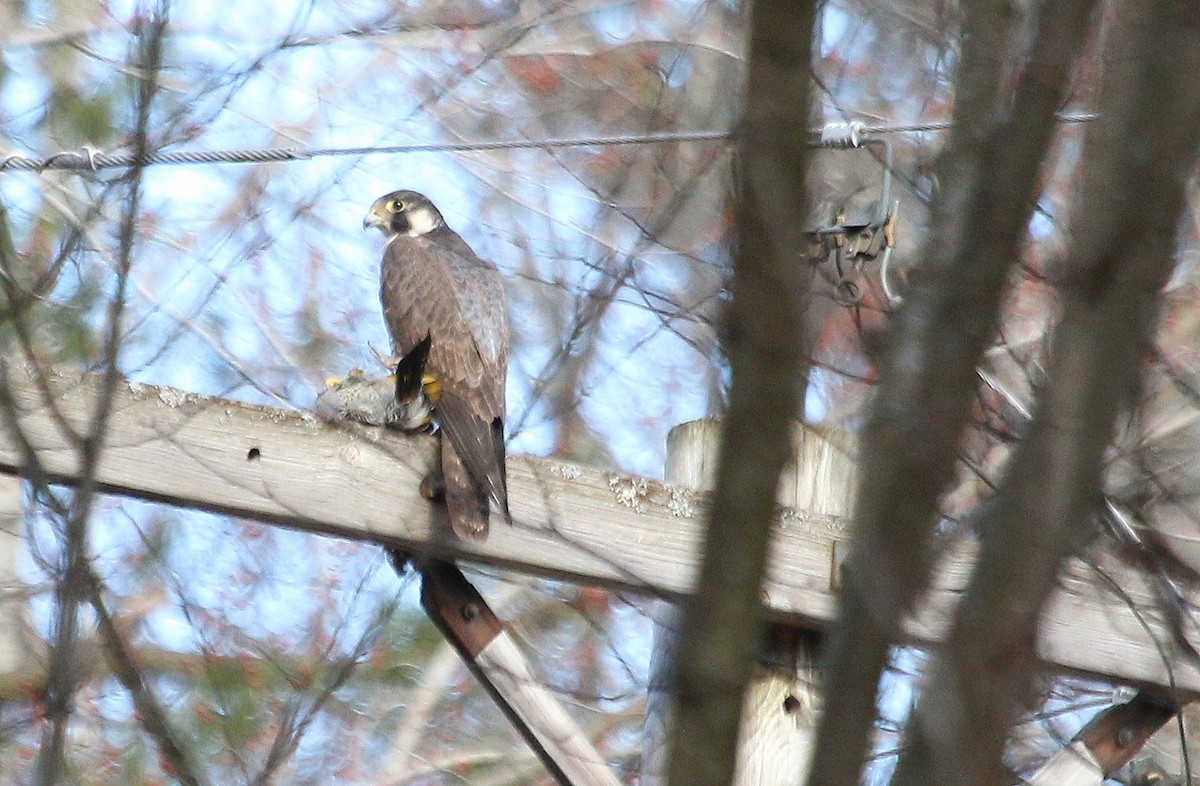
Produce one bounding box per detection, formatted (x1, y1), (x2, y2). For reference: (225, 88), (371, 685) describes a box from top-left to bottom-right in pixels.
(664, 2), (817, 784)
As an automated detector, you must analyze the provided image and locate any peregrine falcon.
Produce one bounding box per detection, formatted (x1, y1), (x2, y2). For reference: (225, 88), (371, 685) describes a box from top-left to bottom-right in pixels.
(364, 190), (510, 541)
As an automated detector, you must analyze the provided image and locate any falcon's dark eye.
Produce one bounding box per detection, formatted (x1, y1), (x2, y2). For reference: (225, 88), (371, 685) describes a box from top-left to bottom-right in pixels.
(388, 198), (405, 212)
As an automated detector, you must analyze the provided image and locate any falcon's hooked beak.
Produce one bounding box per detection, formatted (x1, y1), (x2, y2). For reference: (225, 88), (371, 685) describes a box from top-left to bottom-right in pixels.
(363, 206), (387, 232)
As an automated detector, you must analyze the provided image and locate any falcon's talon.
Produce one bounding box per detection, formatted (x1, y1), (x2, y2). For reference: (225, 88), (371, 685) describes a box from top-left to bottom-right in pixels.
(419, 473), (445, 502)
(385, 547), (413, 574)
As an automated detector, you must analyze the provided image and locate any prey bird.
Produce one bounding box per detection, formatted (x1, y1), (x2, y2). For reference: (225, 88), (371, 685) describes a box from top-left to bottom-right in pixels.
(364, 190), (511, 541)
(315, 334), (439, 431)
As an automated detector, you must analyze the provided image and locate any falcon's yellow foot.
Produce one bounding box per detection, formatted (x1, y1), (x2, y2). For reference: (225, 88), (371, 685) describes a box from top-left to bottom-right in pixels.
(421, 374), (441, 403)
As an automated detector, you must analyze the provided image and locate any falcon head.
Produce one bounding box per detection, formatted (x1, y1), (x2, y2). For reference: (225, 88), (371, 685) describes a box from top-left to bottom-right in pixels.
(363, 190), (444, 238)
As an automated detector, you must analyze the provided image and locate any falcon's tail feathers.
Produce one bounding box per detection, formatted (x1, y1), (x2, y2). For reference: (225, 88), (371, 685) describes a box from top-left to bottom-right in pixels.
(436, 392), (509, 527)
(491, 416), (511, 523)
(441, 441), (490, 542)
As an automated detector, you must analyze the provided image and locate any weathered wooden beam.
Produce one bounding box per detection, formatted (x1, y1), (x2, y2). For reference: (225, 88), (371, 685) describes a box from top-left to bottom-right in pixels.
(1, 361), (1198, 695)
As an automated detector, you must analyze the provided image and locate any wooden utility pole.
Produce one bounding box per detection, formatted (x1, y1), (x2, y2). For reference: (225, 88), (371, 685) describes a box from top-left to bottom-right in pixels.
(644, 419), (856, 784)
(0, 475), (25, 680)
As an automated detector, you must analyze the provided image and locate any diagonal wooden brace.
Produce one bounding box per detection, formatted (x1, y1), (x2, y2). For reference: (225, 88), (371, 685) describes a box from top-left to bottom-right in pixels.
(1025, 692), (1179, 785)
(418, 560), (622, 786)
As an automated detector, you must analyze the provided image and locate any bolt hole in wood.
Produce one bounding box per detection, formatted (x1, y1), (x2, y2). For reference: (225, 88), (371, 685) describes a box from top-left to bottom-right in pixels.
(782, 695), (801, 714)
(247, 447), (261, 461)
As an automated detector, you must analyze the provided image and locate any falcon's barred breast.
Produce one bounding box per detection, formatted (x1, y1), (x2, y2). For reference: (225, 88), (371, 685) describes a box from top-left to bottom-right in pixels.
(364, 190), (511, 541)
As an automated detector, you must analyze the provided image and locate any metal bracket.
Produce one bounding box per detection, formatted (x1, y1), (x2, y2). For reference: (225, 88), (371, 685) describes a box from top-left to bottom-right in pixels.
(810, 124), (903, 306)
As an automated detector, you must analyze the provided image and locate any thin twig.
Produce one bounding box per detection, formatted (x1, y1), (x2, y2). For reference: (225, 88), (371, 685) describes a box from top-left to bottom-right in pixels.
(83, 562), (203, 786)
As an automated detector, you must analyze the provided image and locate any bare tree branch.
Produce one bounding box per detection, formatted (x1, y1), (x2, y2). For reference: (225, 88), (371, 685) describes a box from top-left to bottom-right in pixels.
(248, 590), (398, 786)
(807, 0), (1103, 782)
(83, 562), (204, 786)
(33, 5), (169, 783)
(891, 0), (1200, 782)
(666, 3), (816, 786)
